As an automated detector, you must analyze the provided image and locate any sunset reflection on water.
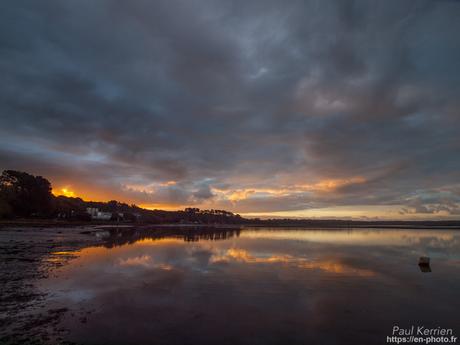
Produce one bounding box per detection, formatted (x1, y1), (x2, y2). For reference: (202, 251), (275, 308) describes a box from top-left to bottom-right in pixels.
(40, 228), (460, 345)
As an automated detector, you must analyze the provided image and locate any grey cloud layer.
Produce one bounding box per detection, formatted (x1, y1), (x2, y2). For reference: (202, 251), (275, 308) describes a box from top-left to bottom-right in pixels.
(1, 0), (459, 216)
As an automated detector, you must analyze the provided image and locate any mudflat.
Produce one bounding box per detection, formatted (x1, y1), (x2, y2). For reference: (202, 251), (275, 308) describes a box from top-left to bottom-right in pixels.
(0, 226), (101, 344)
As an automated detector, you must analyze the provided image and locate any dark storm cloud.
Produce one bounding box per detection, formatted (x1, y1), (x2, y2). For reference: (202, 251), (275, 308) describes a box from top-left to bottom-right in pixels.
(1, 0), (459, 217)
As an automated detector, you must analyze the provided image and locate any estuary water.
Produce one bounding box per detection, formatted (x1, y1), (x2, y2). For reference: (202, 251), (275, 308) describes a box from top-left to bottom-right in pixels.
(40, 227), (460, 345)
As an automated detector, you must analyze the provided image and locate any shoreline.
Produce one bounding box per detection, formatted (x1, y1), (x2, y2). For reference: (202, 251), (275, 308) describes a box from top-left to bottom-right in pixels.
(1, 220), (460, 230)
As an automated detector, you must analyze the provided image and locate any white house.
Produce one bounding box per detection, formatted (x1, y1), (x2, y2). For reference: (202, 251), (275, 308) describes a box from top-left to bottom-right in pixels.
(86, 207), (112, 220)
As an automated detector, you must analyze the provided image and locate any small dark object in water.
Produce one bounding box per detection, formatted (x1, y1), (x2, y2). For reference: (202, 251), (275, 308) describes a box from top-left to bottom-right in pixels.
(419, 265), (431, 273)
(418, 256), (431, 273)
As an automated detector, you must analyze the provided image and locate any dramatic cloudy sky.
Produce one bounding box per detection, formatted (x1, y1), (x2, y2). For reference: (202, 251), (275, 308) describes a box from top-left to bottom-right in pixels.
(1, 0), (459, 219)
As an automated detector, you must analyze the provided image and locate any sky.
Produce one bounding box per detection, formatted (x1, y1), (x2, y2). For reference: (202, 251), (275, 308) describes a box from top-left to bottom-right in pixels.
(1, 0), (460, 220)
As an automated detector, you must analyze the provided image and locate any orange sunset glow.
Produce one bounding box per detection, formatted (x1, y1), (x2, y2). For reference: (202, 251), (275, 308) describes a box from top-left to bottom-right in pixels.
(1, 0), (459, 222)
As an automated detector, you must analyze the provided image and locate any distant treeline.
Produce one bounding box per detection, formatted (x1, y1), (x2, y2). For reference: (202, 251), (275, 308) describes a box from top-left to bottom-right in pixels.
(0, 170), (246, 224)
(1, 170), (459, 228)
(253, 218), (460, 228)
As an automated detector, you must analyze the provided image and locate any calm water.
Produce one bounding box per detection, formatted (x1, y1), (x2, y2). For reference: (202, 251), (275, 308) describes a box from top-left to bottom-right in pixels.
(40, 227), (460, 345)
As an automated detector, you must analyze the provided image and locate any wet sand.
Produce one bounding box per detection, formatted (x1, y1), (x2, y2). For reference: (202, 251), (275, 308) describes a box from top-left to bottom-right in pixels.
(0, 227), (102, 344)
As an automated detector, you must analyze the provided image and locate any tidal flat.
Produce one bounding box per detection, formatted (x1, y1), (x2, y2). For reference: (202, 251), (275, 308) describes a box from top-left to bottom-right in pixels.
(1, 226), (459, 345)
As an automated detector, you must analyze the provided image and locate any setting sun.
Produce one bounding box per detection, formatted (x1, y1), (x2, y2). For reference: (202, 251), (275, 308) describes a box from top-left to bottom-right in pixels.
(53, 187), (75, 198)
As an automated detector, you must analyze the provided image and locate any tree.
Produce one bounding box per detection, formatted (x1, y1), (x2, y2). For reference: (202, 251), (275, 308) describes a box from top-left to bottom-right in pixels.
(0, 170), (53, 217)
(0, 196), (12, 219)
(107, 200), (119, 212)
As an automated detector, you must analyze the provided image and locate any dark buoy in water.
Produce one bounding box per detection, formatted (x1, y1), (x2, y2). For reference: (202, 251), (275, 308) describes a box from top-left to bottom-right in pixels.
(418, 256), (431, 273)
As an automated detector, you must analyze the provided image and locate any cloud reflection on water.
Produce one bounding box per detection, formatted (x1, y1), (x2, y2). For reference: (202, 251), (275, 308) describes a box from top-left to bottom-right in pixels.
(39, 228), (460, 345)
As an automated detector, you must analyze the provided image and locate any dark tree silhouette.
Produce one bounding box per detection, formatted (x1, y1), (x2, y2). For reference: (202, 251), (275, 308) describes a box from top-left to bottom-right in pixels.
(0, 170), (53, 217)
(0, 196), (12, 218)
